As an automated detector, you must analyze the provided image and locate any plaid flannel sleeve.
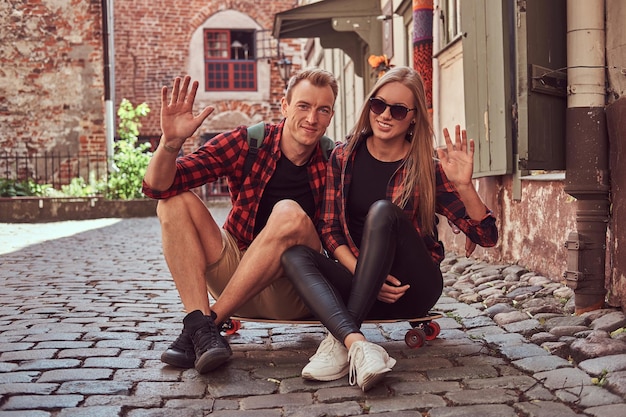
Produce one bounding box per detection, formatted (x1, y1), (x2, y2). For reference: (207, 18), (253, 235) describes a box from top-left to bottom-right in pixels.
(319, 144), (349, 253)
(435, 162), (498, 247)
(142, 127), (246, 199)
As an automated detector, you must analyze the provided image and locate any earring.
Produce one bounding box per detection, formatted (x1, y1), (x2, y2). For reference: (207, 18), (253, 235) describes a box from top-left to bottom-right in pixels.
(406, 121), (415, 139)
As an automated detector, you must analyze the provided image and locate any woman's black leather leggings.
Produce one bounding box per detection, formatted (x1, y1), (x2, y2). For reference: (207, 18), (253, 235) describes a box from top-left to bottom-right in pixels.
(281, 200), (443, 344)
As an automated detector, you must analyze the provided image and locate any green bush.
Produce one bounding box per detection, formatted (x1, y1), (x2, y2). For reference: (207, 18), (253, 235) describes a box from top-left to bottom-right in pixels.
(106, 99), (152, 200)
(61, 172), (108, 198)
(0, 178), (56, 197)
(2, 99), (152, 200)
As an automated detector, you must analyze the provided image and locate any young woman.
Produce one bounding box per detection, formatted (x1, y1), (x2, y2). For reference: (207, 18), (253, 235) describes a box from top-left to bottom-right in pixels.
(281, 66), (498, 391)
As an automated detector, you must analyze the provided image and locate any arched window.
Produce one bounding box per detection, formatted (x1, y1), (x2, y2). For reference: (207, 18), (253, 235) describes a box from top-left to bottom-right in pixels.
(189, 10), (272, 99)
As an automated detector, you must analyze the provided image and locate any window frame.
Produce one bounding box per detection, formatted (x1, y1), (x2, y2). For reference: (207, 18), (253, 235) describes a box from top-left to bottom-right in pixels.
(203, 29), (257, 92)
(204, 29), (230, 60)
(439, 0), (462, 49)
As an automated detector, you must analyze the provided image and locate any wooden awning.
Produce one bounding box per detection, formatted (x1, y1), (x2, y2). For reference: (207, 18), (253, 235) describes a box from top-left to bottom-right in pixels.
(272, 0), (383, 77)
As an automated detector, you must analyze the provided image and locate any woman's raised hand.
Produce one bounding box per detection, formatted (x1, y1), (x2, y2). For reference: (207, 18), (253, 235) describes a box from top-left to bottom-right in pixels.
(436, 125), (475, 189)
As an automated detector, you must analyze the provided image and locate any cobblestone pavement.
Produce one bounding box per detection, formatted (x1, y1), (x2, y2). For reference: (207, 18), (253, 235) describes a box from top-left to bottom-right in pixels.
(1, 207), (625, 416)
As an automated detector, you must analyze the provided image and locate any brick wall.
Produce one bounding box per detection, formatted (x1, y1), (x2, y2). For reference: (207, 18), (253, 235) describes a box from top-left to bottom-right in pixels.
(113, 0), (301, 148)
(0, 0), (302, 178)
(0, 0), (106, 157)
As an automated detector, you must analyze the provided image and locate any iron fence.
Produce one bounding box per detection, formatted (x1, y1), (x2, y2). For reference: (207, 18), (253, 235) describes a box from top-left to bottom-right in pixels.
(0, 150), (230, 198)
(1, 150), (108, 189)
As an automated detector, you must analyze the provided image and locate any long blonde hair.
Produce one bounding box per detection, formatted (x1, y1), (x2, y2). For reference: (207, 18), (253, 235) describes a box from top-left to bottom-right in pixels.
(344, 67), (436, 236)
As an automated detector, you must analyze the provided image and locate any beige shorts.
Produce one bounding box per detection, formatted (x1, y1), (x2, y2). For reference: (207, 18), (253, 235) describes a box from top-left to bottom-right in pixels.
(204, 228), (310, 320)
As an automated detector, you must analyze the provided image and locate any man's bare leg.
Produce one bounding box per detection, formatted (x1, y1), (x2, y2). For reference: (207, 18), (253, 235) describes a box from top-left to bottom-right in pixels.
(211, 199), (321, 324)
(157, 191), (223, 315)
(158, 191), (232, 373)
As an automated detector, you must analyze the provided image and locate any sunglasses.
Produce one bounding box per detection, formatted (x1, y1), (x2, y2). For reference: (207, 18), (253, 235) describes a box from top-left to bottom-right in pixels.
(368, 97), (416, 120)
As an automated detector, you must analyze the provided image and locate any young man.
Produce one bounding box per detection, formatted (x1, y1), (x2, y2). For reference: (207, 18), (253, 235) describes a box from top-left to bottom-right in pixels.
(142, 68), (338, 374)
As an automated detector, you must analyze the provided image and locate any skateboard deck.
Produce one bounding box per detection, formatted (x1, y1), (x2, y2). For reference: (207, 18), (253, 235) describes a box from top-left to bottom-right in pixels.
(221, 312), (443, 349)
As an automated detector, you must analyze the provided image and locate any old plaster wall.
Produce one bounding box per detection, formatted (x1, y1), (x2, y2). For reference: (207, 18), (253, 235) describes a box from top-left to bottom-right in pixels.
(605, 0), (626, 310)
(606, 0), (626, 100)
(0, 0), (105, 157)
(439, 176), (577, 284)
(606, 99), (626, 310)
(0, 0), (299, 166)
(606, 0), (626, 310)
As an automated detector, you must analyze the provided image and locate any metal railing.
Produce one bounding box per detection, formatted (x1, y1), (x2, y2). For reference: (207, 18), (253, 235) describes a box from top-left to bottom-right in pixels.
(1, 150), (108, 189)
(0, 150), (230, 198)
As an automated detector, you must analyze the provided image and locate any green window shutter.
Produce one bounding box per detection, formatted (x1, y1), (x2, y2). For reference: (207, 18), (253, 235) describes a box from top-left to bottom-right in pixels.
(516, 0), (567, 171)
(461, 0), (514, 177)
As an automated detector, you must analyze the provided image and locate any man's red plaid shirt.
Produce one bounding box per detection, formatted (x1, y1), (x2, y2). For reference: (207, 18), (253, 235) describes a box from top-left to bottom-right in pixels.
(142, 121), (329, 250)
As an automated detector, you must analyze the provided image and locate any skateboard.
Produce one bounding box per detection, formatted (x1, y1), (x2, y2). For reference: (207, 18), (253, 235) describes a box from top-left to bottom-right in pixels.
(220, 312), (443, 349)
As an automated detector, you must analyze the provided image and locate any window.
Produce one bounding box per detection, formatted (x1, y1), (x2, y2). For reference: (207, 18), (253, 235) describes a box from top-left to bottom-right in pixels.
(515, 0), (567, 171)
(459, 0), (566, 178)
(439, 0), (462, 48)
(204, 29), (257, 91)
(460, 0), (513, 176)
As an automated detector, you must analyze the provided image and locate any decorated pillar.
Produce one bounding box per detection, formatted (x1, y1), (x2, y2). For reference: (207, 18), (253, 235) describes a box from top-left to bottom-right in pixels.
(413, 0), (433, 109)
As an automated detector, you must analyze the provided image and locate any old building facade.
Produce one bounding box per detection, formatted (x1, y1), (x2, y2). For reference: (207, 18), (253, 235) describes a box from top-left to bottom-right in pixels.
(0, 0), (106, 170)
(0, 0), (301, 181)
(113, 0), (302, 147)
(2, 0), (625, 310)
(274, 0), (626, 311)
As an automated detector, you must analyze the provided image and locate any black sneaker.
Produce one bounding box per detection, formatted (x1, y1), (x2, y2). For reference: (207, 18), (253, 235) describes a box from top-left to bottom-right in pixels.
(184, 310), (232, 373)
(161, 329), (196, 369)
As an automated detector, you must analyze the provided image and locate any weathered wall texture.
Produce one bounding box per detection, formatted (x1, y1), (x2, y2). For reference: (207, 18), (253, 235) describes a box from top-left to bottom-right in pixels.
(0, 0), (299, 168)
(0, 0), (105, 156)
(607, 0), (626, 101)
(606, 0), (626, 311)
(606, 98), (626, 311)
(439, 176), (577, 285)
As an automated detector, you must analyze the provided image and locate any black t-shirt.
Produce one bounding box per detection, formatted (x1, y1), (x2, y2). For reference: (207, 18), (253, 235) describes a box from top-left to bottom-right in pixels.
(254, 154), (315, 235)
(347, 143), (402, 248)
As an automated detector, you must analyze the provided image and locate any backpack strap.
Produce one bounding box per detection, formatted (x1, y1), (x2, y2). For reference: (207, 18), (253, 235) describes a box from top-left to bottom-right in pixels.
(320, 135), (335, 160)
(244, 122), (266, 179)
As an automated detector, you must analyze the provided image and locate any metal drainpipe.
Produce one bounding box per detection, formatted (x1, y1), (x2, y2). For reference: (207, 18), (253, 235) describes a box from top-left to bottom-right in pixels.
(101, 0), (116, 172)
(563, 0), (610, 314)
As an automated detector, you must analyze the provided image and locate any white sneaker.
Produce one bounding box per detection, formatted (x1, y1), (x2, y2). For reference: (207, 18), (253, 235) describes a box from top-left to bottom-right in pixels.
(348, 341), (396, 391)
(301, 333), (349, 381)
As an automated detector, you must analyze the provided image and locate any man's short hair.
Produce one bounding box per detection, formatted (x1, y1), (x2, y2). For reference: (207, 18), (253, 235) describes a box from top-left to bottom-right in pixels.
(285, 67), (338, 104)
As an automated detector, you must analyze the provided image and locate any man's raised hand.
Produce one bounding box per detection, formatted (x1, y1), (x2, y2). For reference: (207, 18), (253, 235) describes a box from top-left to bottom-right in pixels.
(160, 76), (214, 150)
